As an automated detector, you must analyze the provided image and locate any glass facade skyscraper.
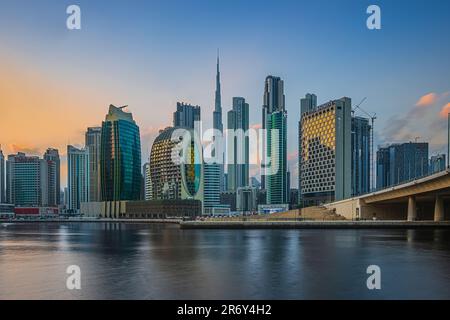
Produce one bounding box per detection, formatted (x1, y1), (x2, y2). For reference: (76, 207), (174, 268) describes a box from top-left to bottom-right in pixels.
(262, 76), (285, 190)
(299, 98), (352, 206)
(149, 127), (203, 204)
(43, 148), (60, 207)
(6, 153), (42, 206)
(227, 97), (250, 191)
(266, 110), (288, 205)
(100, 105), (141, 201)
(430, 154), (446, 174)
(0, 147), (4, 203)
(351, 117), (371, 196)
(85, 127), (102, 202)
(173, 102), (201, 130)
(67, 145), (89, 212)
(376, 142), (429, 189)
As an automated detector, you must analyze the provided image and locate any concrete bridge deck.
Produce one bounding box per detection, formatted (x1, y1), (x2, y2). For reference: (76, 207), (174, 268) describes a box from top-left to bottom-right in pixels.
(325, 169), (450, 221)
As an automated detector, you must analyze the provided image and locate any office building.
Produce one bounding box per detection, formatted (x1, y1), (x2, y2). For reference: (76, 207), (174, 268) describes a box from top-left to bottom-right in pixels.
(149, 127), (203, 204)
(351, 116), (371, 196)
(299, 97), (352, 206)
(85, 127), (102, 202)
(204, 162), (221, 210)
(266, 109), (288, 204)
(220, 191), (236, 212)
(236, 186), (257, 214)
(43, 148), (60, 207)
(227, 97), (250, 191)
(0, 147), (4, 203)
(173, 102), (201, 130)
(430, 154), (446, 174)
(6, 152), (43, 206)
(298, 94), (318, 205)
(250, 177), (261, 189)
(261, 75), (285, 190)
(376, 142), (429, 189)
(143, 162), (152, 201)
(100, 105), (142, 201)
(67, 145), (89, 212)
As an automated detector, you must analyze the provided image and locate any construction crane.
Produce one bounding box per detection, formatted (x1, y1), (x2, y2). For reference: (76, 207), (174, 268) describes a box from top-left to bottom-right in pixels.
(352, 97), (377, 192)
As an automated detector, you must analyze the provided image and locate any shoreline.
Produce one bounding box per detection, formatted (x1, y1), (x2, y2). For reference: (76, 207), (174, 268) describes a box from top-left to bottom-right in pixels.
(0, 218), (182, 224)
(1, 219), (450, 229)
(179, 220), (450, 229)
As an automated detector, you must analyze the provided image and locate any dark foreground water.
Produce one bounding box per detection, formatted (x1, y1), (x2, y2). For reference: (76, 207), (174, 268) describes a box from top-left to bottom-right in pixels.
(0, 223), (449, 300)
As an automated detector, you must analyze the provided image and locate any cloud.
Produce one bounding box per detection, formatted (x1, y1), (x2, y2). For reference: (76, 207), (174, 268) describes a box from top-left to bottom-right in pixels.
(415, 93), (438, 107)
(8, 144), (43, 156)
(381, 91), (450, 154)
(439, 103), (450, 119)
(287, 150), (298, 162)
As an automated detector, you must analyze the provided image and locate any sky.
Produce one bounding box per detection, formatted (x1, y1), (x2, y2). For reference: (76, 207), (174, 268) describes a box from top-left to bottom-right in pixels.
(0, 0), (449, 188)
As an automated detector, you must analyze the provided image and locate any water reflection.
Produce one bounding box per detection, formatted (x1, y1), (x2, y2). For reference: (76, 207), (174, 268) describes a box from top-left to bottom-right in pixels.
(0, 223), (449, 299)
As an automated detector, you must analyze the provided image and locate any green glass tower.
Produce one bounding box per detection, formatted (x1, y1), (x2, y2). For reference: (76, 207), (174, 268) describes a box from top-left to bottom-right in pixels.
(100, 105), (141, 201)
(266, 110), (288, 204)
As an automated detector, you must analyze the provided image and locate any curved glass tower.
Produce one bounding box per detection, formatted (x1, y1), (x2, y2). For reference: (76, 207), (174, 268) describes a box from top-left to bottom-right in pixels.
(100, 105), (141, 201)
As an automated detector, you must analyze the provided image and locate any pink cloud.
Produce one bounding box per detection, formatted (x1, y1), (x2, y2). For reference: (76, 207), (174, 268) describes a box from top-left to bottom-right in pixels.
(439, 103), (450, 119)
(250, 123), (262, 130)
(415, 93), (438, 107)
(287, 151), (298, 161)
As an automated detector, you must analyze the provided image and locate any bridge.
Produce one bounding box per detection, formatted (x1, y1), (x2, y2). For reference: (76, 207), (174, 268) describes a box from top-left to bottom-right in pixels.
(325, 169), (450, 221)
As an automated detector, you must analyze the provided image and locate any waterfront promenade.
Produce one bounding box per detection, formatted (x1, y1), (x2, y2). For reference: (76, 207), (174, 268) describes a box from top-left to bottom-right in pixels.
(1, 217), (450, 230)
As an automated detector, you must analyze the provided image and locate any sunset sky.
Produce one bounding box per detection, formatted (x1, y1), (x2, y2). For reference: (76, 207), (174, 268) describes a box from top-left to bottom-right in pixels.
(0, 0), (449, 188)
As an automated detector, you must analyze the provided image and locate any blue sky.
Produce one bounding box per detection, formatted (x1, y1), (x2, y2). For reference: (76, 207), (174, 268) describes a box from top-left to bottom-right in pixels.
(0, 0), (449, 186)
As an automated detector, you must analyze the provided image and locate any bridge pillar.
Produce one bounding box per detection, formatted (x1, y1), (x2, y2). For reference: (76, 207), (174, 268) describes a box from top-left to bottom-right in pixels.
(434, 195), (444, 222)
(407, 196), (417, 221)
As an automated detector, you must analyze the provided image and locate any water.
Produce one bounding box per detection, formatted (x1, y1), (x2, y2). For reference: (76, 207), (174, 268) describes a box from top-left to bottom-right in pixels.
(0, 222), (449, 300)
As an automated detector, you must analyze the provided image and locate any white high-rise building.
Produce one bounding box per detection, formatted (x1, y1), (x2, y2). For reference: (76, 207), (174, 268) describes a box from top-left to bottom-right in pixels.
(67, 145), (89, 212)
(85, 127), (102, 202)
(144, 162), (152, 200)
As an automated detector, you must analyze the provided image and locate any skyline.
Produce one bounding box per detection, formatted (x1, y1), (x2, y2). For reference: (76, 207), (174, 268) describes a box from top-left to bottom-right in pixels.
(1, 0), (450, 188)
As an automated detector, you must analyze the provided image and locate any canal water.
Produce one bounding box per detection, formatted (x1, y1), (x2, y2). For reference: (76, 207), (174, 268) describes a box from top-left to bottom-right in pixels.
(0, 223), (449, 299)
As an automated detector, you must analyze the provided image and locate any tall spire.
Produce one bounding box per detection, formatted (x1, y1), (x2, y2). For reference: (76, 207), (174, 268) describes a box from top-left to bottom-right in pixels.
(215, 49), (221, 113)
(213, 49), (223, 132)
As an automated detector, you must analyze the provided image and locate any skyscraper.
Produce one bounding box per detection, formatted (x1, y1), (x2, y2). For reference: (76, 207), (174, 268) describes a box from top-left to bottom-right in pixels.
(143, 162), (152, 201)
(85, 127), (102, 202)
(262, 76), (285, 190)
(173, 102), (201, 130)
(100, 105), (142, 201)
(430, 154), (446, 174)
(149, 127), (203, 203)
(298, 94), (318, 206)
(213, 52), (223, 134)
(227, 97), (249, 191)
(213, 52), (225, 193)
(266, 110), (288, 204)
(6, 153), (43, 206)
(67, 145), (89, 212)
(376, 142), (429, 189)
(203, 162), (221, 210)
(43, 148), (60, 207)
(351, 116), (371, 196)
(0, 147), (4, 203)
(299, 97), (352, 206)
